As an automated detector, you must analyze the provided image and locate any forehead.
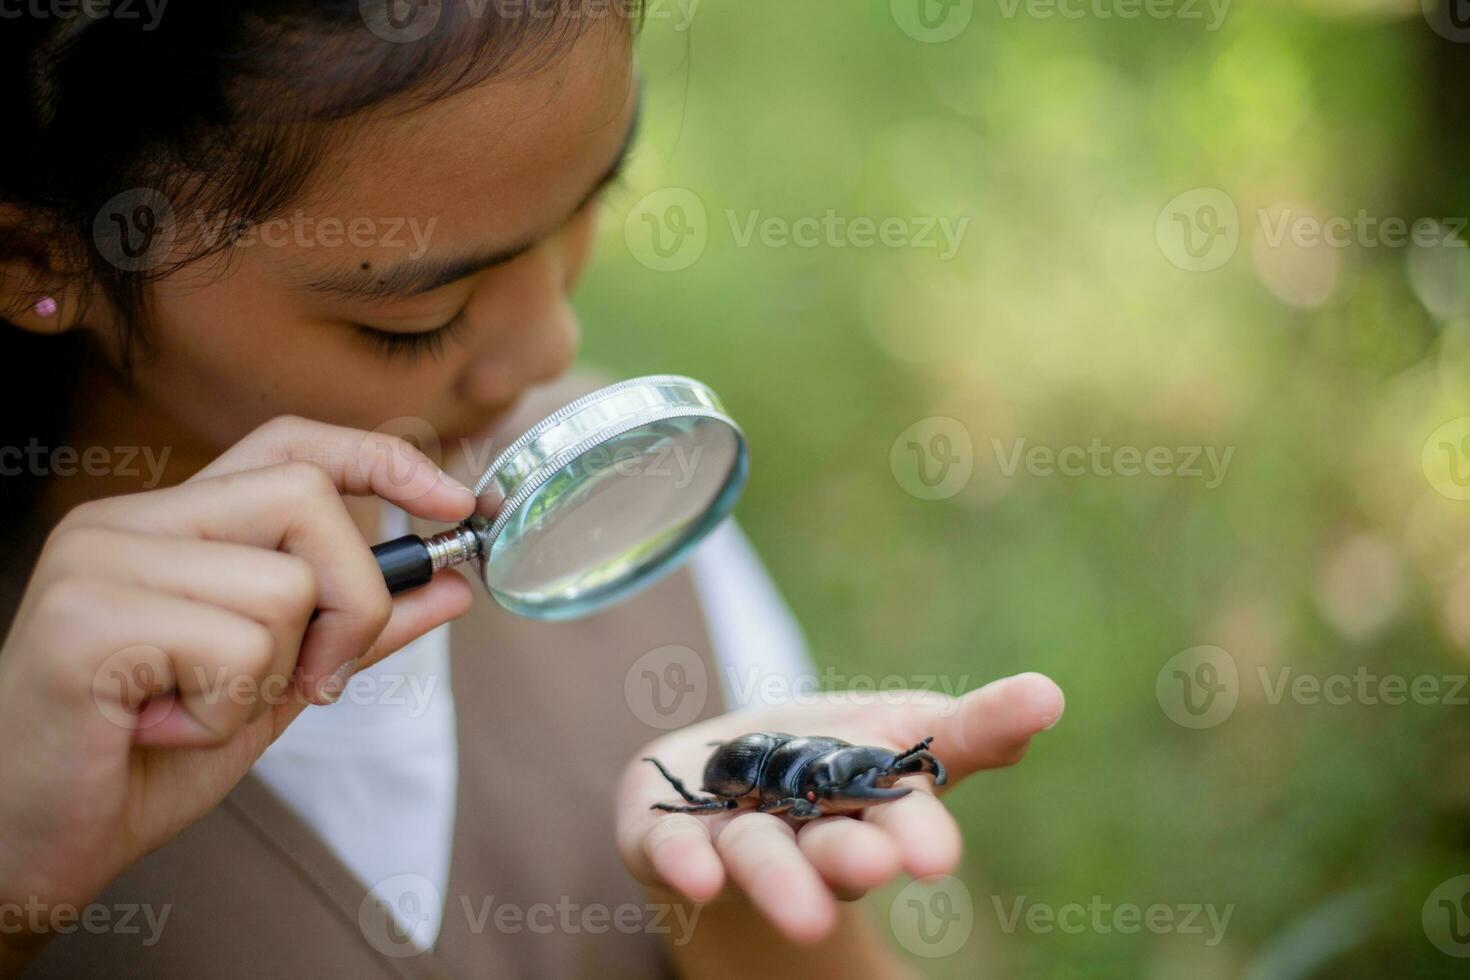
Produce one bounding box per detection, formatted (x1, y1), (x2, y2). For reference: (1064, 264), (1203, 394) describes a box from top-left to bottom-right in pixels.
(282, 25), (635, 267)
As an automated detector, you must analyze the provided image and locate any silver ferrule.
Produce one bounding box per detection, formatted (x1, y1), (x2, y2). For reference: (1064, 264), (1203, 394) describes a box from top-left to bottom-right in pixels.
(424, 525), (481, 572)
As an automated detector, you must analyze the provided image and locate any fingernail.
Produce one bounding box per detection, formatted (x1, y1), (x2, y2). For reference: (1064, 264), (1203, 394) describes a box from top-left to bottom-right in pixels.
(1042, 687), (1066, 730)
(439, 469), (474, 496)
(316, 658), (359, 705)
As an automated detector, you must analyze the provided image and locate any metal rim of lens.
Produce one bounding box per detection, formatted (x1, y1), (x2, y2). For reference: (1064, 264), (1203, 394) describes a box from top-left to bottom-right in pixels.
(469, 375), (747, 572)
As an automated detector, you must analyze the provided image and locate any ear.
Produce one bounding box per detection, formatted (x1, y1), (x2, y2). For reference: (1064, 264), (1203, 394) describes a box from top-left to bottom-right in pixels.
(2, 202), (86, 334)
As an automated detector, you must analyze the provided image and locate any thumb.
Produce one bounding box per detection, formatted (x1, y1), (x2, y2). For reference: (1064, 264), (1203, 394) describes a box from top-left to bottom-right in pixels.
(268, 568), (472, 738)
(358, 567), (474, 672)
(887, 672), (1065, 784)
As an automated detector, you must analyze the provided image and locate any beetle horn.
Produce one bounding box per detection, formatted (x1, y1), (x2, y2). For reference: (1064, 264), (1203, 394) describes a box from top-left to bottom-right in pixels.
(840, 784), (913, 802)
(835, 768), (912, 802)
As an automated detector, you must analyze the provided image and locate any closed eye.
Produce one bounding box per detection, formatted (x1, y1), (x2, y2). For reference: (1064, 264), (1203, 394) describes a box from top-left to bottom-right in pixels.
(352, 309), (471, 362)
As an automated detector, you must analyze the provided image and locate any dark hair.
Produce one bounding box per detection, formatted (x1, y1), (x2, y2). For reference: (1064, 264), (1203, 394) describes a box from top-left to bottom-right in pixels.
(0, 0), (637, 534)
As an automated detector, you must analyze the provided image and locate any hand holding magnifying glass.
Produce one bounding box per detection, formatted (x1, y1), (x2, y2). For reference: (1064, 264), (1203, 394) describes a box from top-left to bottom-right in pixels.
(370, 376), (749, 621)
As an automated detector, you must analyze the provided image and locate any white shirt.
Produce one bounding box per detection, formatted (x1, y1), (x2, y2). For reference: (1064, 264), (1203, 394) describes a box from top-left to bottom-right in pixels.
(251, 511), (811, 949)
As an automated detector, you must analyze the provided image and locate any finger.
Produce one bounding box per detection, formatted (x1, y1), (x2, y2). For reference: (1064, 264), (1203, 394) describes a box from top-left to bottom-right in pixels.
(796, 817), (902, 897)
(859, 786), (964, 880)
(41, 580), (275, 748)
(355, 568), (474, 673)
(716, 813), (838, 944)
(73, 464), (401, 701)
(43, 526), (317, 720)
(642, 814), (725, 903)
(616, 753), (722, 896)
(885, 672), (1065, 784)
(257, 569), (473, 742)
(191, 415), (476, 522)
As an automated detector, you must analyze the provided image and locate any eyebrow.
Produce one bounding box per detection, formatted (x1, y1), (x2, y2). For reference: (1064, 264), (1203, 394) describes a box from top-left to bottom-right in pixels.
(296, 96), (643, 302)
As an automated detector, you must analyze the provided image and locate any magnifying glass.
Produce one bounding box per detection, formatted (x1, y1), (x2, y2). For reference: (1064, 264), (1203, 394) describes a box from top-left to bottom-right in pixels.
(370, 375), (749, 622)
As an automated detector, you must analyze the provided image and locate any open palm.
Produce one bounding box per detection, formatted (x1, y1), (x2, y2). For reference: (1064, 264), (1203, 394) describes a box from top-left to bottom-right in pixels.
(616, 672), (1065, 943)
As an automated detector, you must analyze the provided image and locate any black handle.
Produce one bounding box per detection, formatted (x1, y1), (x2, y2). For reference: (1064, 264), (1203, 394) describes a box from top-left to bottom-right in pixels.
(373, 535), (434, 595)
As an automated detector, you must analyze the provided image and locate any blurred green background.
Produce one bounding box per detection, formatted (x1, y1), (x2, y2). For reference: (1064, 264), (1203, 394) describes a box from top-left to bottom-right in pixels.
(577, 2), (1470, 975)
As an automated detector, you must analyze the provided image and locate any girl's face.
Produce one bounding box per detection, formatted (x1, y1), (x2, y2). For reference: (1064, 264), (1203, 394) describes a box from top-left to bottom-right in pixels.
(114, 27), (636, 460)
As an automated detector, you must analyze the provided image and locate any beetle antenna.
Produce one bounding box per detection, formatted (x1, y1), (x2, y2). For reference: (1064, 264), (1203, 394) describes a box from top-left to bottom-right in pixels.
(642, 757), (705, 804)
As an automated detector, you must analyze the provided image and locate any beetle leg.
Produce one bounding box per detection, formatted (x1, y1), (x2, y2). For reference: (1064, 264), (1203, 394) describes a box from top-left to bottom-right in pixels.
(758, 797), (823, 820)
(898, 750), (947, 787)
(891, 742), (948, 786)
(893, 736), (934, 763)
(918, 750), (948, 786)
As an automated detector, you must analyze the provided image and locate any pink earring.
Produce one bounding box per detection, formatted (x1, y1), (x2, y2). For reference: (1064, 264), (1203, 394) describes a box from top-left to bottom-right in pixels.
(33, 297), (58, 319)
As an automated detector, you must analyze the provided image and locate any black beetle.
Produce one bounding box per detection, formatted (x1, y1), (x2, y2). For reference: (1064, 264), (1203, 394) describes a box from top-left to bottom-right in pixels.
(644, 732), (947, 820)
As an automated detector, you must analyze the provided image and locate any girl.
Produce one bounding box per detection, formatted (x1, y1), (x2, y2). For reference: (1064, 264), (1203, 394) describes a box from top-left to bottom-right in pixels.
(0, 4), (1064, 976)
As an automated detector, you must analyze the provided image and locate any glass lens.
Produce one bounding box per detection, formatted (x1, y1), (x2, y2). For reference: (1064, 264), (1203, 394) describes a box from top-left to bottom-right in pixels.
(482, 415), (746, 620)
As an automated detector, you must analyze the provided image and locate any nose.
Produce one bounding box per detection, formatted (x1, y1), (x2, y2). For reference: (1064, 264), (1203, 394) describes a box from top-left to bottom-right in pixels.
(458, 244), (582, 407)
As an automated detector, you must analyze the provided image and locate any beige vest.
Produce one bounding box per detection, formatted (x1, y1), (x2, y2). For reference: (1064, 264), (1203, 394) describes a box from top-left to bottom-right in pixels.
(17, 380), (728, 978)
